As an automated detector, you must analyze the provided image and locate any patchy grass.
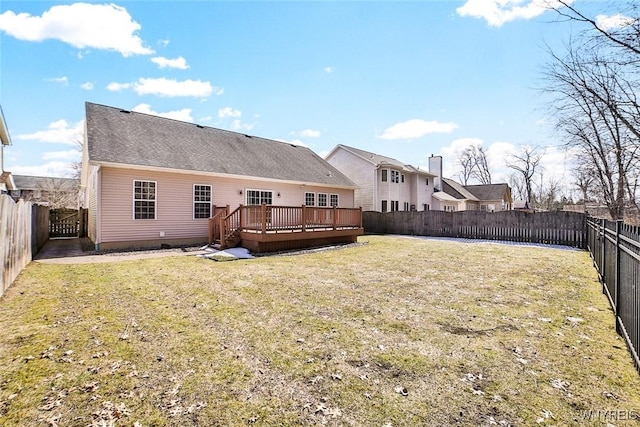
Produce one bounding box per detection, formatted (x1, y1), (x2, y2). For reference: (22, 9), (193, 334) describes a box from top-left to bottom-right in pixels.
(0, 235), (638, 426)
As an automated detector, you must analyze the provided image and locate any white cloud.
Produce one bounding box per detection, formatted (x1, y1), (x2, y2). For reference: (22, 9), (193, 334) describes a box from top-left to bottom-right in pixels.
(80, 82), (93, 90)
(46, 76), (68, 85)
(106, 82), (131, 92)
(8, 161), (76, 178)
(134, 78), (219, 97)
(300, 129), (321, 138)
(132, 103), (193, 122)
(42, 149), (81, 162)
(231, 119), (254, 132)
(596, 13), (636, 31)
(150, 56), (189, 69)
(324, 66), (333, 73)
(17, 119), (83, 145)
(107, 78), (220, 97)
(378, 119), (458, 140)
(0, 3), (153, 56)
(456, 0), (575, 27)
(158, 39), (170, 47)
(218, 107), (242, 119)
(437, 137), (571, 186)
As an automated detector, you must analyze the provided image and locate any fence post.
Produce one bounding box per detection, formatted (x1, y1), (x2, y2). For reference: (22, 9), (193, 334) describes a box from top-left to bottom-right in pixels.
(614, 219), (622, 335)
(600, 218), (606, 293)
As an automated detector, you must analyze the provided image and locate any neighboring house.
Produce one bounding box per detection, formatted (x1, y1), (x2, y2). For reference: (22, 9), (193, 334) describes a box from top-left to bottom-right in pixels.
(81, 102), (359, 250)
(325, 144), (436, 212)
(0, 105), (16, 195)
(11, 175), (79, 208)
(464, 183), (512, 212)
(429, 155), (512, 212)
(433, 178), (512, 212)
(514, 200), (533, 212)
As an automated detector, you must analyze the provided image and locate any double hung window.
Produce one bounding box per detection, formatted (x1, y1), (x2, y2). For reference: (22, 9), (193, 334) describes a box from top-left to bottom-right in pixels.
(133, 180), (156, 220)
(194, 185), (212, 218)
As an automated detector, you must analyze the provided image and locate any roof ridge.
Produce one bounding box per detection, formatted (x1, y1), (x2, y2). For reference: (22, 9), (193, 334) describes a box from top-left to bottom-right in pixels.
(86, 101), (302, 148)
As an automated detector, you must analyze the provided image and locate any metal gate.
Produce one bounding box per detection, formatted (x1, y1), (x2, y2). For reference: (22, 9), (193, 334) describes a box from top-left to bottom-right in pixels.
(49, 208), (79, 238)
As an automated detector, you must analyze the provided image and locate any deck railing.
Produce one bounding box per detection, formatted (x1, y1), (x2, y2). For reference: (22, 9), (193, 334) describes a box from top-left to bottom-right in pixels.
(209, 205), (363, 244)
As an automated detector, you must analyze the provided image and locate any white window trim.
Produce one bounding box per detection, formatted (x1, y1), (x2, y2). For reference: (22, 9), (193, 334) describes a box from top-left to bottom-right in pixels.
(193, 184), (212, 219)
(246, 189), (274, 205)
(133, 180), (157, 220)
(305, 191), (315, 206)
(318, 192), (328, 207)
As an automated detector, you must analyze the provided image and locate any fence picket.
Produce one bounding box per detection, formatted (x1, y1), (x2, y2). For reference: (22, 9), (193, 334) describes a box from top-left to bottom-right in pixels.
(363, 210), (587, 248)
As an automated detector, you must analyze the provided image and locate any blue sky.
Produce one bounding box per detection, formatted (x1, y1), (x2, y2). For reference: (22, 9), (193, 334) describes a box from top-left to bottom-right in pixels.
(0, 0), (616, 196)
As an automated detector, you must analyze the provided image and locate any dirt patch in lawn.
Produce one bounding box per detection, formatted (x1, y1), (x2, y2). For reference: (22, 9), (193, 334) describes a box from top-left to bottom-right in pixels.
(0, 235), (638, 426)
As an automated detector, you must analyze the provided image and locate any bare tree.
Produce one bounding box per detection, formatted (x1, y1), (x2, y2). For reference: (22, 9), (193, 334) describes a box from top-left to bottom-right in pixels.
(506, 146), (543, 205)
(71, 137), (83, 180)
(543, 38), (638, 219)
(572, 163), (595, 203)
(508, 172), (526, 201)
(456, 147), (475, 185)
(542, 1), (640, 219)
(473, 145), (492, 184)
(455, 144), (492, 185)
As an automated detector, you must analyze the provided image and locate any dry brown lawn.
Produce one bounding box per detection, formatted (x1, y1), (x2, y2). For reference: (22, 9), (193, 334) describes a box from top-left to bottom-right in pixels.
(0, 235), (638, 426)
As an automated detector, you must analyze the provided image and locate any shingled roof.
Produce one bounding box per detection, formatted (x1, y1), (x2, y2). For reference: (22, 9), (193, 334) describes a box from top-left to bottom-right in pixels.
(331, 144), (434, 175)
(442, 178), (478, 200)
(85, 102), (355, 188)
(465, 183), (510, 201)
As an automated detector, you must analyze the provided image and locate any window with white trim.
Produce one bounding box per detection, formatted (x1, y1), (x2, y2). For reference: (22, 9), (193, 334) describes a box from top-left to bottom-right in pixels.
(193, 184), (212, 219)
(381, 200), (388, 212)
(246, 189), (273, 205)
(318, 193), (328, 207)
(381, 169), (388, 182)
(305, 192), (315, 206)
(133, 180), (156, 220)
(401, 174), (405, 183)
(404, 202), (409, 211)
(330, 194), (339, 207)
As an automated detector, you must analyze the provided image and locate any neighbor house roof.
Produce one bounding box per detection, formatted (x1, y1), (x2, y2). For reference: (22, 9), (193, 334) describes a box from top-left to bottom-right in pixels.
(442, 178), (478, 201)
(465, 183), (510, 201)
(13, 175), (79, 191)
(85, 102), (356, 188)
(432, 191), (461, 202)
(328, 144), (435, 176)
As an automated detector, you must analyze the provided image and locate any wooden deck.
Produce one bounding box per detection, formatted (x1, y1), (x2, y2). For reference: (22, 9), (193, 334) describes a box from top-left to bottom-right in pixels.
(209, 205), (363, 252)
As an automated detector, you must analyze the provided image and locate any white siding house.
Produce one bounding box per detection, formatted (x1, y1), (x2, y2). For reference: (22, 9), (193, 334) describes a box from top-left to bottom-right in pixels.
(325, 145), (436, 212)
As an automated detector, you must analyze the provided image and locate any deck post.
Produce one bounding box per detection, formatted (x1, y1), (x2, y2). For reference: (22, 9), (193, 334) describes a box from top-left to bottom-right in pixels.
(333, 205), (337, 230)
(239, 204), (243, 228)
(218, 212), (225, 245)
(302, 204), (306, 232)
(359, 207), (363, 228)
(261, 203), (267, 234)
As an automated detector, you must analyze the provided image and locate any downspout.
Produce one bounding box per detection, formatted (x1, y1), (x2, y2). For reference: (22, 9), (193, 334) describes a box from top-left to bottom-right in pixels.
(95, 165), (101, 251)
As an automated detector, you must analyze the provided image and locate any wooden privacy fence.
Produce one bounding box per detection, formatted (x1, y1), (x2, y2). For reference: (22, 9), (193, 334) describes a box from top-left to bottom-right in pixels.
(0, 194), (49, 297)
(587, 217), (640, 373)
(49, 208), (83, 238)
(363, 210), (587, 248)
